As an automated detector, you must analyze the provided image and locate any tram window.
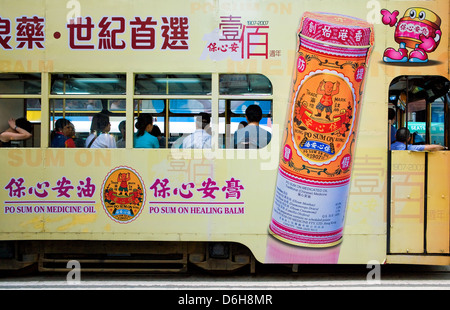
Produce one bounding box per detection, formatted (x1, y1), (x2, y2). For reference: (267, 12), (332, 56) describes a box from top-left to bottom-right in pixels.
(138, 99), (165, 114)
(133, 99), (166, 147)
(0, 74), (41, 148)
(51, 74), (126, 95)
(407, 97), (426, 144)
(220, 100), (272, 149)
(389, 75), (449, 147)
(430, 97), (445, 145)
(220, 74), (272, 95)
(50, 99), (103, 112)
(0, 98), (39, 147)
(135, 74), (211, 95)
(49, 99), (125, 148)
(133, 73), (273, 149)
(0, 73), (41, 94)
(109, 100), (126, 111)
(168, 99), (212, 148)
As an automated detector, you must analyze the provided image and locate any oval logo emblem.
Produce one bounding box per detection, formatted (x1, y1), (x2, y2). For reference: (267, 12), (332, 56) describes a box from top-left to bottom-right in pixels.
(101, 166), (145, 224)
(291, 70), (355, 165)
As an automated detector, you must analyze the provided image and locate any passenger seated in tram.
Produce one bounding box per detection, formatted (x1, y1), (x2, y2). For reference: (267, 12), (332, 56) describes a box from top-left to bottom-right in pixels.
(0, 117), (32, 147)
(391, 127), (446, 151)
(85, 112), (116, 148)
(150, 124), (166, 148)
(182, 112), (212, 149)
(134, 113), (159, 148)
(51, 118), (76, 148)
(388, 108), (397, 143)
(116, 120), (126, 148)
(234, 105), (271, 149)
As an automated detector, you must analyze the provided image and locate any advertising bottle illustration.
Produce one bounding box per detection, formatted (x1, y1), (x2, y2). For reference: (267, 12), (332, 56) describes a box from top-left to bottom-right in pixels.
(269, 12), (375, 247)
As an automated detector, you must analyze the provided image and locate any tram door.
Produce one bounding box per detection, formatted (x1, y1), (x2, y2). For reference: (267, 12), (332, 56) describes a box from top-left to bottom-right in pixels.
(388, 76), (450, 255)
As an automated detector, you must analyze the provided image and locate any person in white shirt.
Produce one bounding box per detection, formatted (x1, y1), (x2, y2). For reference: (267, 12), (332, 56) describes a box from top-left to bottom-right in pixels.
(182, 112), (212, 149)
(85, 112), (116, 148)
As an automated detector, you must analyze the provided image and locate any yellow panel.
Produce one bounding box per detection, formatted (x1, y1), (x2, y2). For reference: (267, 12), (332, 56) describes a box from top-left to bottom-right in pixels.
(390, 151), (425, 253)
(427, 152), (450, 254)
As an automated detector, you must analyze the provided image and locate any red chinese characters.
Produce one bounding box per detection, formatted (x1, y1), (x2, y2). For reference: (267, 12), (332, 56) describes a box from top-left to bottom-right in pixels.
(203, 15), (270, 59)
(16, 16), (45, 49)
(130, 17), (158, 49)
(0, 17), (12, 49)
(67, 16), (189, 50)
(4, 177), (96, 199)
(161, 17), (189, 50)
(149, 177), (245, 201)
(0, 15), (45, 50)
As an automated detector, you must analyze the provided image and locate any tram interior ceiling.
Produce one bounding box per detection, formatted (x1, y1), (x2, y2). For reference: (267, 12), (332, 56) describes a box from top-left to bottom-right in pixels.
(389, 76), (450, 105)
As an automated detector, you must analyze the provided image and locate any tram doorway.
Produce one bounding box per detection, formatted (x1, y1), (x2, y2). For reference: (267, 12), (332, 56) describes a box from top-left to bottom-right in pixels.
(388, 76), (450, 255)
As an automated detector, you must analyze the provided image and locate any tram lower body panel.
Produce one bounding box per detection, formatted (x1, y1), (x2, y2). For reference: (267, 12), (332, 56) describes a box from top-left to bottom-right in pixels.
(1, 143), (449, 270)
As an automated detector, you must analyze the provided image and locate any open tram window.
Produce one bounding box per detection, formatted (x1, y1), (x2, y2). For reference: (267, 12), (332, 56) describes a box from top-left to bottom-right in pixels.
(134, 74), (213, 149)
(132, 73), (273, 149)
(388, 75), (449, 149)
(220, 100), (273, 149)
(133, 98), (213, 149)
(219, 74), (273, 149)
(168, 99), (212, 149)
(49, 74), (127, 148)
(133, 99), (166, 148)
(0, 74), (41, 148)
(49, 99), (126, 148)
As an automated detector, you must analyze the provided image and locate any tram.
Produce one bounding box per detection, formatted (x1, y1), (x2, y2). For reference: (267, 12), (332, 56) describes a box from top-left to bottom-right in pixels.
(0, 0), (449, 273)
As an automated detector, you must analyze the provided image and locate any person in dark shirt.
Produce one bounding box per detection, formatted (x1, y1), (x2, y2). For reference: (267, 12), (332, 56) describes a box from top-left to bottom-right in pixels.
(234, 105), (271, 149)
(51, 118), (76, 148)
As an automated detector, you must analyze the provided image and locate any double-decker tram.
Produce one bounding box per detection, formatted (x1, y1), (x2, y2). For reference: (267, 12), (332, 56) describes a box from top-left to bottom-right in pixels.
(0, 0), (449, 273)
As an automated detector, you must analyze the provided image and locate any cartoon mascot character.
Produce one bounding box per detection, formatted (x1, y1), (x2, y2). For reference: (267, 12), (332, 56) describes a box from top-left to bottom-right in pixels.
(381, 7), (441, 63)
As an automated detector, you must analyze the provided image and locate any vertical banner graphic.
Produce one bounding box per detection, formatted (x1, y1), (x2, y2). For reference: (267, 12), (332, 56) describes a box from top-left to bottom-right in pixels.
(269, 12), (374, 247)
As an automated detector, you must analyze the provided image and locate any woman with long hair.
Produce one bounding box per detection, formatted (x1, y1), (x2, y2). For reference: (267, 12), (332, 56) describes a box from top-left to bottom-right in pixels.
(85, 112), (116, 148)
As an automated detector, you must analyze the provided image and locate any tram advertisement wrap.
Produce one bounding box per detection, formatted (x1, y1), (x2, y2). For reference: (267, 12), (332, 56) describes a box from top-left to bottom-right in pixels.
(0, 0), (449, 267)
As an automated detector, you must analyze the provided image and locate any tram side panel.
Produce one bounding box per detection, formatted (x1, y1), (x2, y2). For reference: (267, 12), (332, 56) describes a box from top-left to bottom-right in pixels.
(0, 0), (449, 267)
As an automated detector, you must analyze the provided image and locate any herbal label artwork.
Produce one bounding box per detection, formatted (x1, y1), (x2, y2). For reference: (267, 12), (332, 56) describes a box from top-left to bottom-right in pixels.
(269, 12), (374, 248)
(292, 72), (354, 164)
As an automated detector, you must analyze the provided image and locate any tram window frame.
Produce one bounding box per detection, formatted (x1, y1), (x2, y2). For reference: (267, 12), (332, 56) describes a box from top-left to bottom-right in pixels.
(219, 74), (273, 149)
(219, 100), (273, 149)
(135, 74), (212, 95)
(133, 73), (273, 149)
(219, 74), (272, 96)
(51, 74), (126, 95)
(49, 73), (128, 148)
(49, 98), (126, 148)
(0, 73), (41, 94)
(388, 75), (449, 149)
(0, 74), (42, 148)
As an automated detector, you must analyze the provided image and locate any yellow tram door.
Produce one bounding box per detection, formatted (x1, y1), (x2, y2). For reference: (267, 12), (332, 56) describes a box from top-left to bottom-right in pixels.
(388, 76), (450, 255)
